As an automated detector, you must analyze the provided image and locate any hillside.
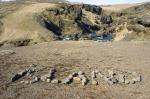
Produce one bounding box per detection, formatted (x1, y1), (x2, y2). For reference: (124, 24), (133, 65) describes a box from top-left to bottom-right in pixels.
(119, 3), (150, 40)
(103, 3), (150, 41)
(0, 2), (150, 99)
(0, 3), (59, 46)
(0, 2), (150, 47)
(0, 2), (111, 46)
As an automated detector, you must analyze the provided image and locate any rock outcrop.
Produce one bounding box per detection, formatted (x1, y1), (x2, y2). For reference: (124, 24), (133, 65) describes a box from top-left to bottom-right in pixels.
(101, 15), (113, 24)
(82, 4), (102, 15)
(138, 15), (150, 27)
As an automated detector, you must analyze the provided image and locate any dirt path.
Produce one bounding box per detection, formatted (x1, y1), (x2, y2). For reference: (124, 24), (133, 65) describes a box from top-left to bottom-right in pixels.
(0, 41), (150, 99)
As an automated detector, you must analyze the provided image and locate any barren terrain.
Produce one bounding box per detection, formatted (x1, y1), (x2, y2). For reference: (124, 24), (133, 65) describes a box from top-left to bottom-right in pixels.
(0, 1), (150, 99)
(0, 41), (150, 99)
(101, 4), (139, 12)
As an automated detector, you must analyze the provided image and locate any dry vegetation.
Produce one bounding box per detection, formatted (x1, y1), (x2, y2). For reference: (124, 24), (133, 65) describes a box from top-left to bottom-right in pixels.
(0, 1), (150, 99)
(101, 4), (139, 12)
(0, 41), (150, 99)
(0, 3), (58, 46)
(102, 3), (150, 41)
(0, 1), (149, 46)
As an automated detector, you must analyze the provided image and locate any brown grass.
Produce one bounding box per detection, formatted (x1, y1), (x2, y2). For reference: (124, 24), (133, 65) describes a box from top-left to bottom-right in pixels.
(0, 3), (57, 45)
(101, 4), (139, 12)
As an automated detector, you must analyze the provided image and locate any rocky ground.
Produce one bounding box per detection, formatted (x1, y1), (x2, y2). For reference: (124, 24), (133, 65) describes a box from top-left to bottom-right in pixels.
(0, 2), (149, 46)
(0, 41), (150, 99)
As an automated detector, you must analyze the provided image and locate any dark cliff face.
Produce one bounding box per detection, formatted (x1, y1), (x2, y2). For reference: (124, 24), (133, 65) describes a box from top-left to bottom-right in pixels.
(82, 4), (102, 15)
(40, 3), (115, 40)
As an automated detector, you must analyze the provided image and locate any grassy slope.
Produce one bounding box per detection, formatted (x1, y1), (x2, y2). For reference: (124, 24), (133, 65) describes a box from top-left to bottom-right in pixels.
(0, 0), (67, 46)
(0, 3), (58, 45)
(0, 2), (101, 46)
(0, 2), (149, 46)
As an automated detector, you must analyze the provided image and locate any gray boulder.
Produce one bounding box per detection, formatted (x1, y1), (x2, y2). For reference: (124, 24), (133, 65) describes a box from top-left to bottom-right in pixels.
(138, 15), (150, 27)
(135, 24), (145, 32)
(101, 15), (113, 24)
(127, 24), (145, 32)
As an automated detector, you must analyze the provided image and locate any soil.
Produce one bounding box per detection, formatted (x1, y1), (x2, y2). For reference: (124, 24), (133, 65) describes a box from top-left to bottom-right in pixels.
(0, 41), (150, 99)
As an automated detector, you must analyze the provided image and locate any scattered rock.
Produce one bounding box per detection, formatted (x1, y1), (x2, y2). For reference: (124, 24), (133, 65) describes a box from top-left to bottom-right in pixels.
(11, 64), (39, 82)
(78, 71), (84, 75)
(61, 78), (72, 84)
(130, 80), (136, 84)
(26, 69), (35, 76)
(46, 79), (51, 83)
(73, 77), (81, 82)
(110, 77), (118, 84)
(132, 75), (142, 82)
(12, 66), (142, 86)
(68, 74), (74, 80)
(30, 80), (37, 84)
(41, 75), (49, 82)
(78, 74), (85, 79)
(11, 71), (26, 82)
(49, 68), (57, 79)
(61, 73), (76, 84)
(51, 79), (60, 84)
(40, 68), (57, 82)
(94, 70), (100, 74)
(72, 72), (78, 77)
(91, 80), (98, 85)
(20, 80), (25, 83)
(78, 72), (88, 86)
(104, 76), (117, 85)
(24, 81), (30, 84)
(136, 75), (142, 82)
(108, 70), (116, 77)
(81, 76), (88, 86)
(18, 69), (28, 76)
(125, 79), (130, 84)
(98, 72), (103, 78)
(118, 74), (125, 84)
(104, 76), (109, 82)
(30, 64), (37, 68)
(34, 77), (40, 82)
(91, 71), (96, 79)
